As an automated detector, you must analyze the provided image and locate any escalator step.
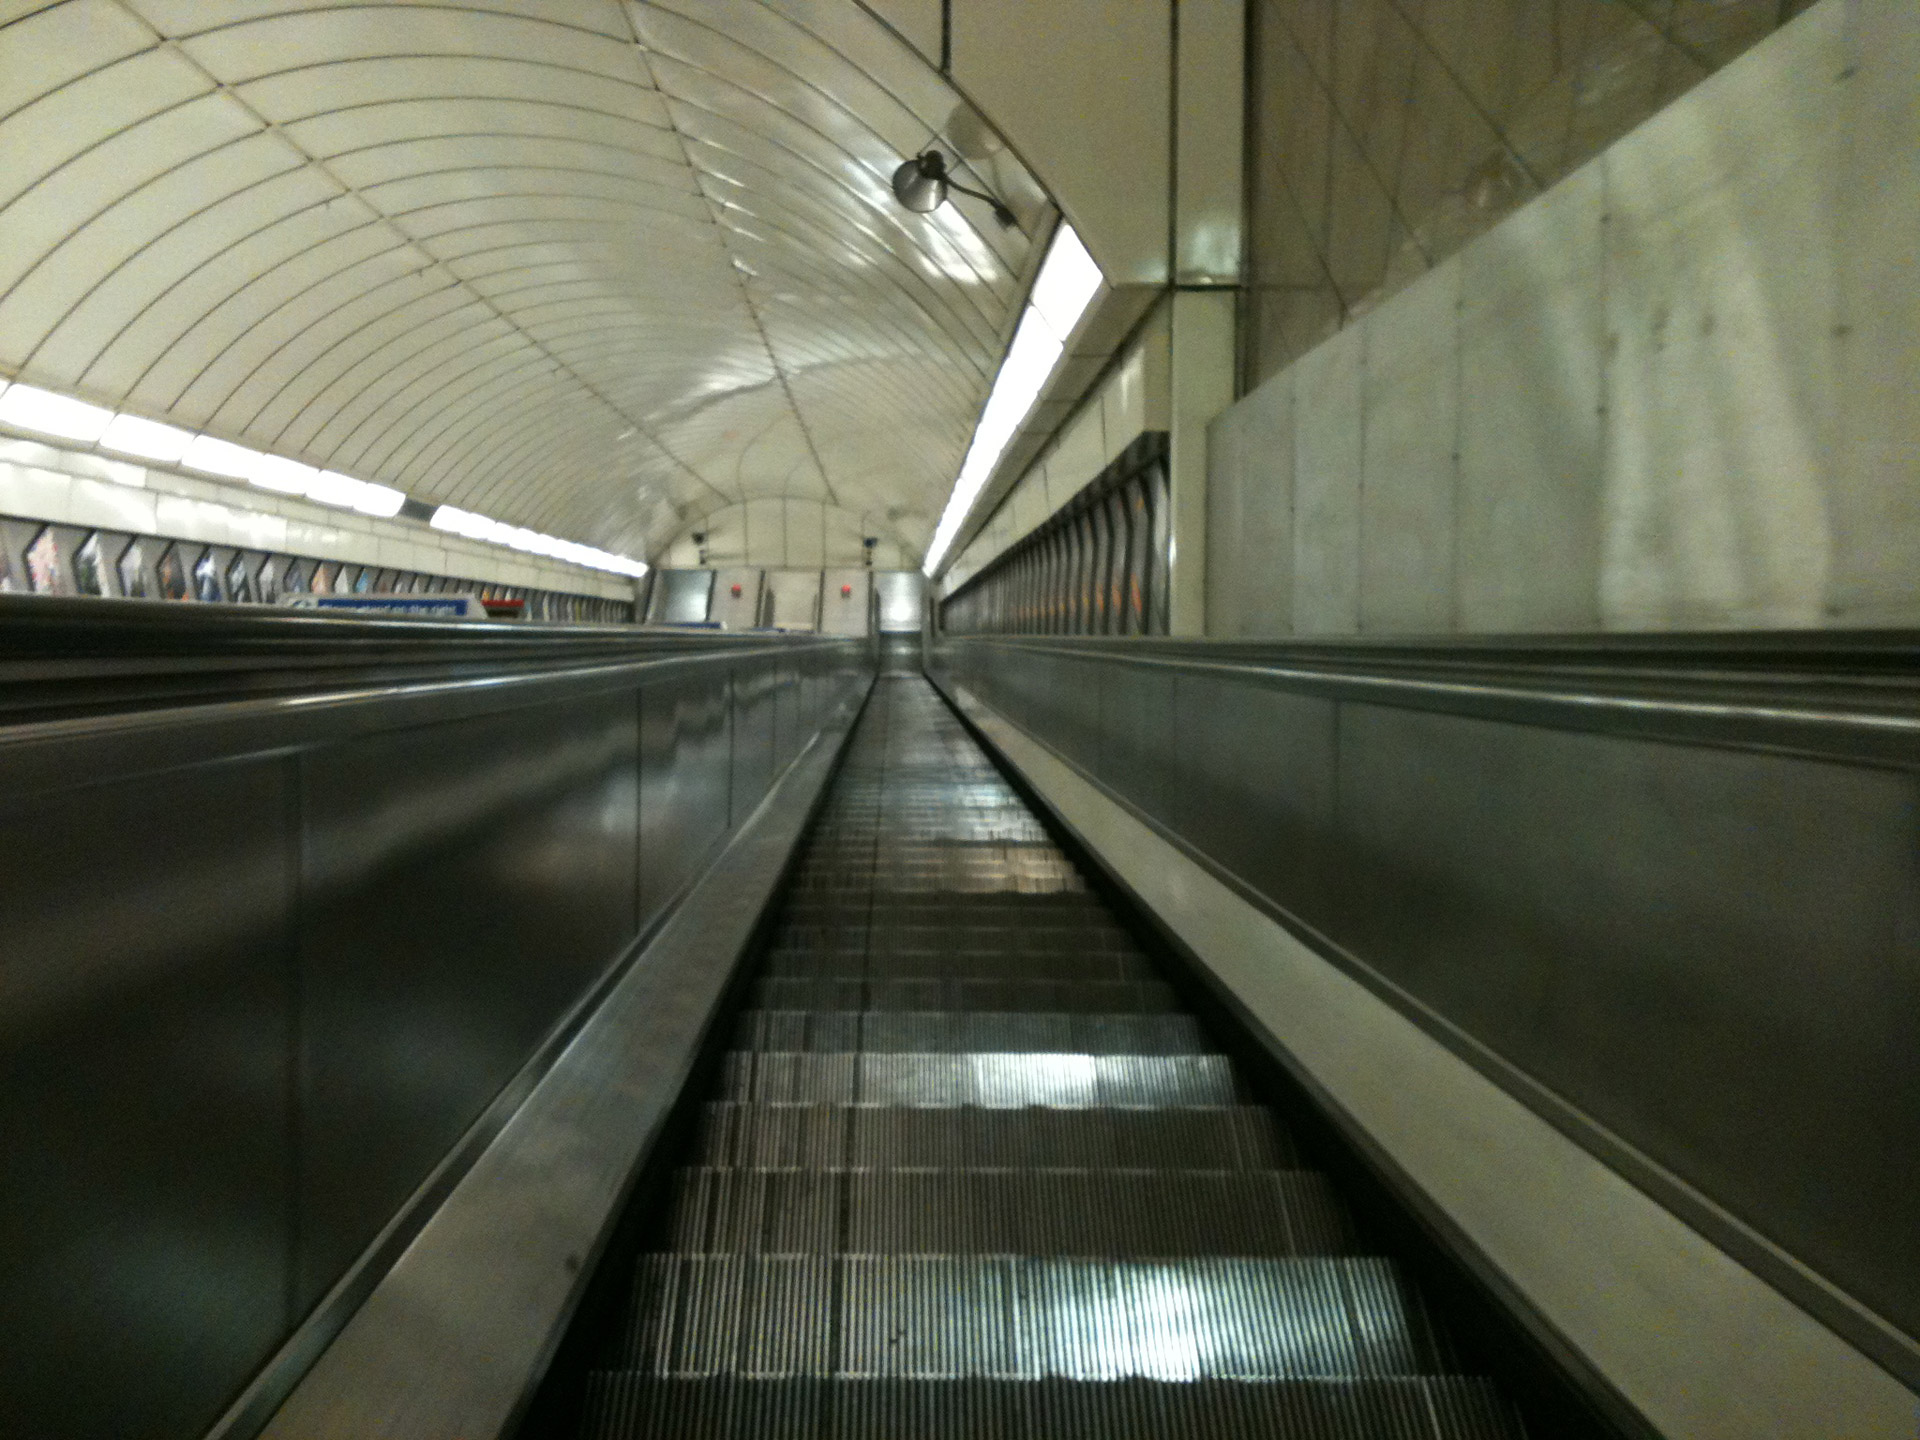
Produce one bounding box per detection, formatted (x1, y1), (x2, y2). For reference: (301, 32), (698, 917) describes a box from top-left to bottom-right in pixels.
(760, 952), (1159, 982)
(732, 1011), (1210, 1054)
(580, 1374), (1524, 1440)
(663, 1168), (1355, 1255)
(692, 1103), (1296, 1170)
(747, 978), (1181, 1013)
(612, 1254), (1445, 1379)
(716, 1052), (1242, 1106)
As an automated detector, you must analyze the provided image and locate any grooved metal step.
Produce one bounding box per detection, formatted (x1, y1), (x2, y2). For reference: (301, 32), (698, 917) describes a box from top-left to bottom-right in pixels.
(733, 1010), (1210, 1054)
(748, 978), (1181, 1014)
(761, 952), (1159, 982)
(615, 1255), (1444, 1378)
(692, 1103), (1295, 1170)
(717, 1052), (1243, 1106)
(580, 1375), (1522, 1440)
(665, 1169), (1355, 1256)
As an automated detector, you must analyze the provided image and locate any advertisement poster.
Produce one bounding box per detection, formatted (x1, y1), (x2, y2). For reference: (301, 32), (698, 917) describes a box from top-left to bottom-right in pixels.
(192, 550), (222, 603)
(156, 544), (189, 600)
(72, 533), (105, 596)
(118, 539), (149, 598)
(226, 553), (254, 604)
(25, 527), (62, 594)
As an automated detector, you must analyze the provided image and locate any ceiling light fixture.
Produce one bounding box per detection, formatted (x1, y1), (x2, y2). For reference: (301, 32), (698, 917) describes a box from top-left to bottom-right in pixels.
(891, 150), (1017, 229)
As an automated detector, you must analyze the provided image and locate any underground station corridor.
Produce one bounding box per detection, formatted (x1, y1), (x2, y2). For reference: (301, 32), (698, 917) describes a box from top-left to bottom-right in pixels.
(0, 3), (1915, 1438)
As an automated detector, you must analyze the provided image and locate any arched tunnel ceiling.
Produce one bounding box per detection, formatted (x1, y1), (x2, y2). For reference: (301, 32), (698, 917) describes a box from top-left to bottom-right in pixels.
(0, 0), (1054, 565)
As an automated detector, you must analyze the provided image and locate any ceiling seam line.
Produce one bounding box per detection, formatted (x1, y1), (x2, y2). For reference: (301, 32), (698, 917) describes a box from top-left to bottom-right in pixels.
(107, 0), (733, 517)
(623, 14), (848, 511)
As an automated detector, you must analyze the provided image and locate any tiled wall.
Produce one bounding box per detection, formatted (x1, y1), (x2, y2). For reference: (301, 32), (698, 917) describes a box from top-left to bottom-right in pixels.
(0, 434), (636, 600)
(1244, 0), (1824, 390)
(1209, 2), (1920, 636)
(942, 306), (1169, 595)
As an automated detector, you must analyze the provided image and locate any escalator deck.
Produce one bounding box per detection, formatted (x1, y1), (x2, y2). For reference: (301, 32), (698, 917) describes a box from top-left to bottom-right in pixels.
(577, 677), (1525, 1439)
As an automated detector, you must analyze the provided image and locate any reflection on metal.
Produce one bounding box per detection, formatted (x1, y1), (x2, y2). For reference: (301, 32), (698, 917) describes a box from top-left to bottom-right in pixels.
(576, 679), (1522, 1438)
(647, 569), (716, 626)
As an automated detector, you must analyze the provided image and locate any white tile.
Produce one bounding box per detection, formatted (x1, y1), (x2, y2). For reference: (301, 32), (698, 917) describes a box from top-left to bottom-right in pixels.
(0, 461), (73, 522)
(66, 476), (158, 534)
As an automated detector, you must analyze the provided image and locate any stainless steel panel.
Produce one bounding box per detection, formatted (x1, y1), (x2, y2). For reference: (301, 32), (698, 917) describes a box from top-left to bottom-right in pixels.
(1170, 673), (1340, 922)
(640, 672), (734, 929)
(931, 633), (1920, 1377)
(766, 571), (822, 633)
(648, 570), (714, 626)
(873, 571), (923, 635)
(1333, 704), (1920, 1338)
(730, 663), (778, 828)
(0, 758), (294, 1440)
(0, 625), (865, 1440)
(297, 694), (640, 1307)
(1094, 660), (1176, 821)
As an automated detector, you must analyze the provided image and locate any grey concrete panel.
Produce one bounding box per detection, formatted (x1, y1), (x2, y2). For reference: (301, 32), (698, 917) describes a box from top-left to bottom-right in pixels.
(1597, 6), (1843, 630)
(1359, 257), (1460, 634)
(1455, 158), (1606, 632)
(1290, 324), (1363, 634)
(1206, 364), (1294, 637)
(1832, 1), (1920, 623)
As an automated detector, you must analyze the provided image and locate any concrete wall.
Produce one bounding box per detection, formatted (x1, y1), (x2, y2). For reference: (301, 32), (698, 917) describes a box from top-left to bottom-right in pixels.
(1209, 1), (1920, 637)
(1242, 0), (1823, 389)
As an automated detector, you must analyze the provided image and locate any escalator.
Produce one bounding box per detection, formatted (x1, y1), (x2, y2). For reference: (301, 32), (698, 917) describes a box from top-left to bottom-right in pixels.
(566, 676), (1528, 1439)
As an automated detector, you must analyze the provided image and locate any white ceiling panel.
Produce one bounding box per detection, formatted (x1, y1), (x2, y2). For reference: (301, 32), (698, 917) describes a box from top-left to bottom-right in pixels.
(0, 0), (1050, 562)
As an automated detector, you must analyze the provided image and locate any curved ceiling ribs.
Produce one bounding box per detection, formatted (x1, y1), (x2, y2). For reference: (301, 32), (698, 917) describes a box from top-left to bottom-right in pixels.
(0, 0), (1053, 565)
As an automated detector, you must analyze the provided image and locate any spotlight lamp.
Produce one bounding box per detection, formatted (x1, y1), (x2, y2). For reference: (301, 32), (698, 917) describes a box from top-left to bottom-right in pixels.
(891, 150), (1017, 229)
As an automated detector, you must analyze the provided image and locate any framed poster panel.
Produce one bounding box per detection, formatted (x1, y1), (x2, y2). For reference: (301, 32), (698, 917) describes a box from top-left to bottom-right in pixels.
(225, 551), (257, 604)
(191, 547), (225, 603)
(25, 525), (67, 594)
(117, 537), (156, 598)
(155, 543), (191, 600)
(71, 532), (107, 596)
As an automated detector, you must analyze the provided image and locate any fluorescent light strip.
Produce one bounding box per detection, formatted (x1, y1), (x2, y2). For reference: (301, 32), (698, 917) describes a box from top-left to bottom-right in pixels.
(429, 504), (647, 578)
(0, 380), (645, 578)
(922, 223), (1103, 577)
